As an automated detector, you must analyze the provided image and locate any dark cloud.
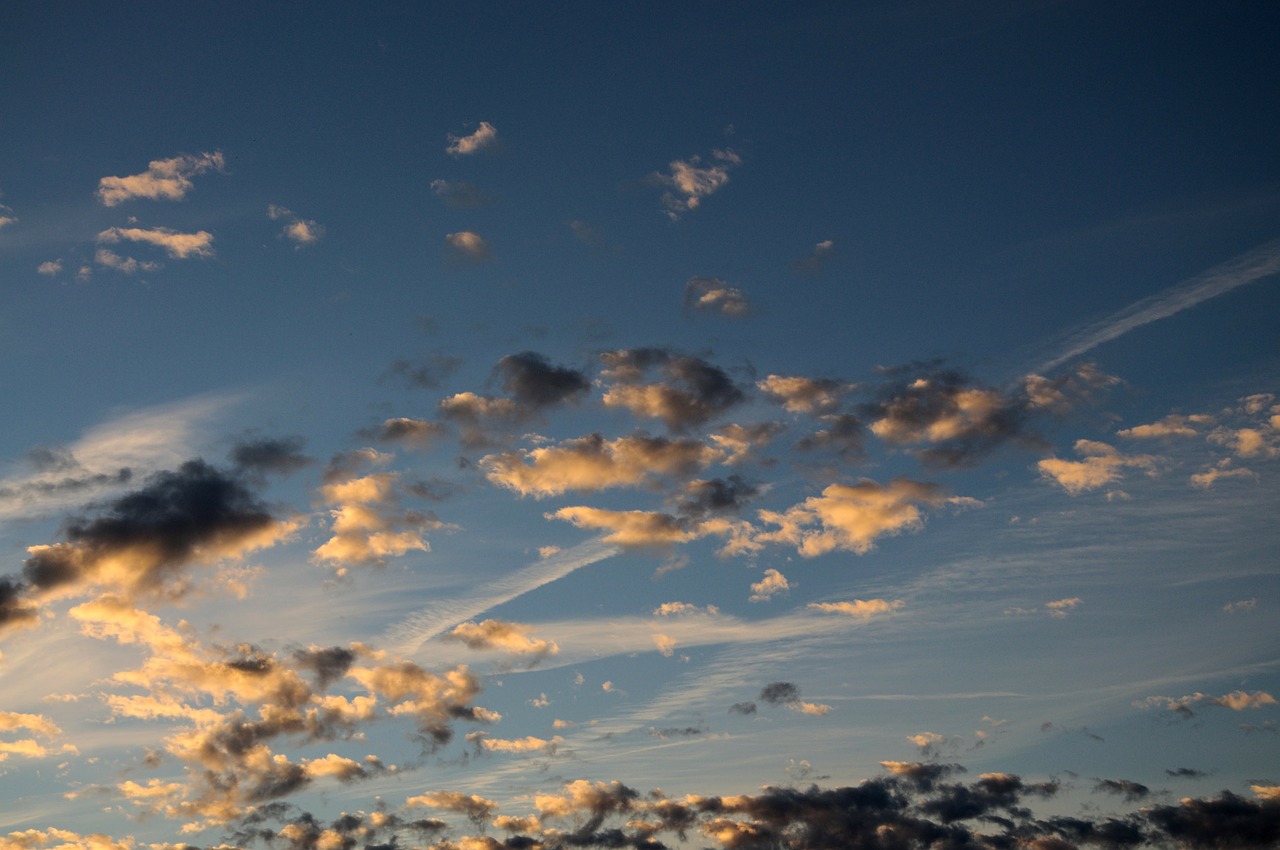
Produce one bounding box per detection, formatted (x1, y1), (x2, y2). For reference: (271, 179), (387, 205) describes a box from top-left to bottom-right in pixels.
(794, 413), (865, 459)
(228, 436), (312, 476)
(600, 348), (745, 431)
(675, 475), (759, 518)
(729, 701), (757, 715)
(759, 681), (801, 705)
(0, 467), (132, 503)
(20, 459), (278, 597)
(430, 179), (494, 209)
(495, 351), (590, 409)
(293, 646), (357, 690)
(1094, 778), (1151, 802)
(383, 353), (464, 390)
(404, 476), (464, 501)
(360, 417), (447, 448)
(1145, 791), (1280, 848)
(862, 365), (1037, 468)
(1166, 767), (1211, 778)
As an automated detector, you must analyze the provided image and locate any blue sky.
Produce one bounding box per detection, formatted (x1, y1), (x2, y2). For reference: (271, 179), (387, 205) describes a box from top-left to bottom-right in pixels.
(1, 3), (1278, 848)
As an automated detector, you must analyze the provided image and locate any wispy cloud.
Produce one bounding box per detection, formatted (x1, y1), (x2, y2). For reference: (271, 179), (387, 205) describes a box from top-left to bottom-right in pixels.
(382, 538), (620, 653)
(1034, 237), (1280, 374)
(267, 205), (324, 247)
(97, 226), (215, 259)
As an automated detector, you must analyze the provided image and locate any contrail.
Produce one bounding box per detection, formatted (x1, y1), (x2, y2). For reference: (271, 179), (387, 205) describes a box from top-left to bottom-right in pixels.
(1032, 237), (1280, 376)
(382, 537), (621, 654)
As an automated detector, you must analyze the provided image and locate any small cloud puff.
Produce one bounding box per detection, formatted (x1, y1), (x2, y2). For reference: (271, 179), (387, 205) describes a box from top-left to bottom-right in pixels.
(37, 260), (63, 277)
(807, 598), (903, 619)
(654, 148), (740, 220)
(446, 121), (498, 156)
(445, 231), (492, 261)
(684, 276), (751, 317)
(791, 239), (835, 275)
(749, 568), (790, 603)
(268, 205), (324, 247)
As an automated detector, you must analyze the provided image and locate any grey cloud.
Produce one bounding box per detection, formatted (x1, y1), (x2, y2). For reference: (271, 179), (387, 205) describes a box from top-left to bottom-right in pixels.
(229, 436), (312, 476)
(495, 351), (590, 409)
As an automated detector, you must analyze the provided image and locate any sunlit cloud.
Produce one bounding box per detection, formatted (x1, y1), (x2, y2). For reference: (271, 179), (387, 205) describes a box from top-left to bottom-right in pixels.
(446, 121), (498, 156)
(653, 148), (740, 219)
(267, 204), (324, 247)
(97, 226), (215, 259)
(445, 230), (492, 261)
(1037, 439), (1160, 494)
(95, 151), (224, 206)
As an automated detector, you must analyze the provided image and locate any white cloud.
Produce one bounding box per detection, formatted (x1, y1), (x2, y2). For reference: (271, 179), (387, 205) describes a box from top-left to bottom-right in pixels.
(97, 226), (215, 259)
(96, 151), (224, 206)
(446, 121), (498, 155)
(749, 568), (790, 603)
(807, 599), (903, 619)
(37, 260), (62, 276)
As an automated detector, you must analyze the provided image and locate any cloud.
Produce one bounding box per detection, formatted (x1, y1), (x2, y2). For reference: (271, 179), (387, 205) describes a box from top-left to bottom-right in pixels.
(1045, 597), (1083, 618)
(442, 619), (559, 664)
(711, 421), (787, 464)
(97, 226), (215, 259)
(495, 351), (590, 408)
(791, 239), (835, 275)
(864, 367), (1032, 467)
(1035, 237), (1280, 374)
(742, 478), (954, 557)
(548, 506), (747, 551)
(444, 230), (492, 261)
(600, 348), (745, 431)
(1223, 598), (1257, 613)
(96, 151), (224, 206)
(1118, 413), (1213, 439)
(362, 417), (447, 448)
(683, 276), (751, 317)
(227, 436), (312, 477)
(430, 179), (493, 209)
(37, 259), (62, 276)
(653, 148), (740, 219)
(1138, 690), (1277, 717)
(749, 568), (790, 603)
(383, 352), (464, 389)
(267, 205), (324, 247)
(675, 476), (759, 517)
(446, 121), (498, 155)
(758, 374), (851, 414)
(1094, 778), (1151, 802)
(794, 413), (865, 459)
(807, 598), (904, 619)
(312, 467), (446, 569)
(5, 460), (297, 630)
(0, 197), (15, 230)
(474, 734), (563, 755)
(94, 248), (159, 275)
(1037, 439), (1160, 494)
(481, 433), (720, 497)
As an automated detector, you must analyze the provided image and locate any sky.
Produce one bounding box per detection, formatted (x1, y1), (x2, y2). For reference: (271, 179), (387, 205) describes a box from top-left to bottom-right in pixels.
(0, 2), (1278, 848)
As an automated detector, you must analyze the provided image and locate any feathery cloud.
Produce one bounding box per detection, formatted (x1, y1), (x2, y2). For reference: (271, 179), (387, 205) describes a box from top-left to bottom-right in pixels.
(446, 121), (498, 155)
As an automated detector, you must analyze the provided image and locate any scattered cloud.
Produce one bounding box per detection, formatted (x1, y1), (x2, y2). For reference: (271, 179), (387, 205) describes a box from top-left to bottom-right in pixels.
(94, 248), (159, 275)
(684, 276), (751, 317)
(1038, 439), (1160, 494)
(748, 568), (790, 602)
(430, 179), (494, 209)
(446, 121), (498, 156)
(98, 226), (214, 259)
(653, 148), (740, 220)
(267, 204), (324, 247)
(807, 598), (904, 619)
(791, 239), (835, 275)
(1138, 690), (1277, 718)
(445, 230), (492, 261)
(37, 259), (62, 276)
(600, 348), (745, 431)
(442, 619), (559, 665)
(96, 151), (224, 206)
